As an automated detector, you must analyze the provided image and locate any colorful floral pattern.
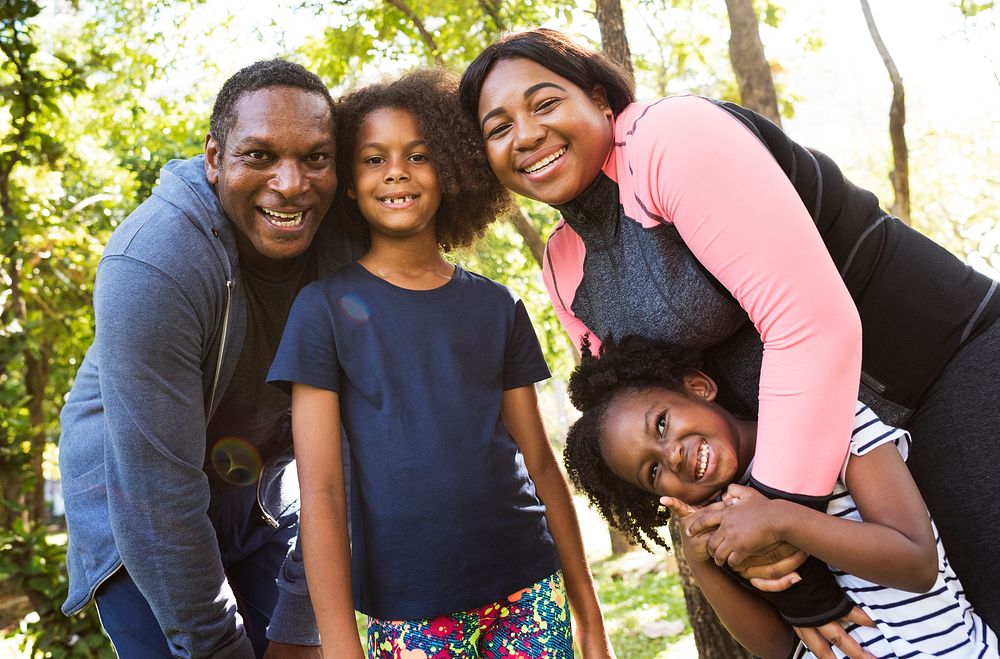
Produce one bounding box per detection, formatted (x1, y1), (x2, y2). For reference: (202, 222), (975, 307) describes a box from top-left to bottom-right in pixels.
(367, 571), (573, 658)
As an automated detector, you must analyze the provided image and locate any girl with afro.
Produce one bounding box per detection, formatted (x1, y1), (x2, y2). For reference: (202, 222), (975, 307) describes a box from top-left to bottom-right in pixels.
(564, 334), (997, 659)
(267, 69), (614, 659)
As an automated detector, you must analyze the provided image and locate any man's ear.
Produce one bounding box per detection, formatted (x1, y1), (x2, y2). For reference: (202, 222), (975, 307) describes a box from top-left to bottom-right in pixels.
(683, 370), (718, 401)
(590, 84), (613, 118)
(204, 134), (220, 185)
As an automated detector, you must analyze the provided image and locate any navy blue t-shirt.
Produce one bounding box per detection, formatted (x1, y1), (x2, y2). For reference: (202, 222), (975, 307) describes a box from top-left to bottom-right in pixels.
(268, 263), (559, 619)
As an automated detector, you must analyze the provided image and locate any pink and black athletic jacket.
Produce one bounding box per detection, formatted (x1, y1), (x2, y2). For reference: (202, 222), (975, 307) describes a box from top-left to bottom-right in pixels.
(543, 96), (998, 624)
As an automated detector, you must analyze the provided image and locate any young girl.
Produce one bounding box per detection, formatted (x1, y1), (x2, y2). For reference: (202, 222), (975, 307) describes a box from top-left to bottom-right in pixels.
(267, 69), (614, 659)
(563, 335), (997, 659)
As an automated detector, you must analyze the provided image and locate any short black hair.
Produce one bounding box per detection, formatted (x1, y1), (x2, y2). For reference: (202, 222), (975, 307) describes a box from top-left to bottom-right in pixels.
(335, 67), (510, 251)
(564, 334), (702, 551)
(459, 28), (635, 125)
(209, 59), (335, 155)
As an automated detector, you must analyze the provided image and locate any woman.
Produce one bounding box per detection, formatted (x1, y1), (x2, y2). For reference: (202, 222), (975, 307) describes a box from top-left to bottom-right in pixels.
(459, 27), (1000, 639)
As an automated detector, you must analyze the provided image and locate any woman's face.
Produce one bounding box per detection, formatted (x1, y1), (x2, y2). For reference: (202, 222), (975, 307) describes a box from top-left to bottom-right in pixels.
(477, 57), (615, 205)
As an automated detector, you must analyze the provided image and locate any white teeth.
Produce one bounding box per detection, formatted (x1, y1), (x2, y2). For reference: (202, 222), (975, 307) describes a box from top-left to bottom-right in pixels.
(523, 147), (566, 174)
(695, 440), (709, 480)
(381, 195), (415, 205)
(262, 208), (303, 226)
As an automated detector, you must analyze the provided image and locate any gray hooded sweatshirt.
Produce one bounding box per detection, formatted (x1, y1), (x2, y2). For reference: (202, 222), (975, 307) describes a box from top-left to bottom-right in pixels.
(58, 155), (357, 657)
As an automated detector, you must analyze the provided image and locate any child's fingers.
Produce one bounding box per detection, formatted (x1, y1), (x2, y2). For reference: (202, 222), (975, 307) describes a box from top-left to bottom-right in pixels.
(685, 507), (723, 536)
(659, 496), (696, 517)
(845, 606), (876, 628)
(748, 571), (801, 592)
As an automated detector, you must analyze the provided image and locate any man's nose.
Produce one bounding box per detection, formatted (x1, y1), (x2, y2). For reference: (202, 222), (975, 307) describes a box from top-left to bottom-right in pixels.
(269, 160), (308, 198)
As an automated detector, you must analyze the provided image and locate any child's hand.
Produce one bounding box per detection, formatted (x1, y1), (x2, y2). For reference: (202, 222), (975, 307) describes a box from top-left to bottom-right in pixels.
(661, 496), (724, 564)
(688, 484), (782, 568)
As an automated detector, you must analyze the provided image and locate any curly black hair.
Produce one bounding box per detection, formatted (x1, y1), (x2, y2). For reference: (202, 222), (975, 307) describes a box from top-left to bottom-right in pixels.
(335, 68), (511, 251)
(564, 334), (703, 551)
(209, 59), (335, 156)
(459, 28), (636, 126)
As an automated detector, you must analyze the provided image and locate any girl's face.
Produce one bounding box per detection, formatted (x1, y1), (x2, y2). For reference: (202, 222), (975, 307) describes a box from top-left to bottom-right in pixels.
(349, 107), (441, 241)
(599, 378), (751, 506)
(476, 57), (614, 205)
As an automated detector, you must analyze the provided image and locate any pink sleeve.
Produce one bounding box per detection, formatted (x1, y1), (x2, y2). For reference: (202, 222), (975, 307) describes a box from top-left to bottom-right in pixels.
(542, 220), (602, 355)
(625, 96), (861, 496)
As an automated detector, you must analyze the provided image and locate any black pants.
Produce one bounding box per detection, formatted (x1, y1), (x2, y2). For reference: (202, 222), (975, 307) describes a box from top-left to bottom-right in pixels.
(906, 314), (1000, 632)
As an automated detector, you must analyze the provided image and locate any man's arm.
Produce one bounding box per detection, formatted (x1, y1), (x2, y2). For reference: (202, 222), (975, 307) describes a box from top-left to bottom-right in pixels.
(502, 385), (615, 659)
(96, 256), (253, 657)
(290, 384), (364, 658)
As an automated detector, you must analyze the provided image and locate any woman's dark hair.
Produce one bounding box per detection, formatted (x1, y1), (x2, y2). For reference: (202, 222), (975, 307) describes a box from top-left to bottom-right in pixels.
(564, 334), (703, 551)
(459, 28), (636, 125)
(335, 68), (510, 250)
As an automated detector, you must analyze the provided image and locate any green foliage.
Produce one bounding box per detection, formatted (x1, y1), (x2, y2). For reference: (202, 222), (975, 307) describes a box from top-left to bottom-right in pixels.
(0, 526), (112, 658)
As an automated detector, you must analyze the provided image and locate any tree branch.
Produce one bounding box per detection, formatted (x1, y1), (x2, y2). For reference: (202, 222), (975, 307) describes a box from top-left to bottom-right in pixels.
(860, 0), (910, 223)
(384, 0), (445, 64)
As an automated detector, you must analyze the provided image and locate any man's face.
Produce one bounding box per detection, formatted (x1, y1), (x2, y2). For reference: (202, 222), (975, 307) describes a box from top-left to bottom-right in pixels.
(205, 86), (337, 272)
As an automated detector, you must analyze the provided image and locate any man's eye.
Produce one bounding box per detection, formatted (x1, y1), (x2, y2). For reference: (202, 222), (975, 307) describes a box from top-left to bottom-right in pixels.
(649, 463), (659, 484)
(305, 153), (329, 163)
(247, 151), (270, 160)
(656, 414), (666, 435)
(409, 153), (429, 163)
(364, 156), (385, 165)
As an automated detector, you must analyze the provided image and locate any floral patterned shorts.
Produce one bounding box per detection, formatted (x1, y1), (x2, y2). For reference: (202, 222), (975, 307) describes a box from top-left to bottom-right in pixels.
(366, 571), (574, 658)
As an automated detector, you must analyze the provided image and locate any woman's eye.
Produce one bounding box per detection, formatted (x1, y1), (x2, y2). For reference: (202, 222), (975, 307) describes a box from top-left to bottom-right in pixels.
(537, 97), (561, 112)
(409, 153), (429, 163)
(486, 123), (511, 139)
(649, 462), (659, 484)
(656, 413), (666, 435)
(364, 155), (385, 165)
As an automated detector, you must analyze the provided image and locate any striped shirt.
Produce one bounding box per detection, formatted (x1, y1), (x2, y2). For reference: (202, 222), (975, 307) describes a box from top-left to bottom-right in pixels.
(791, 404), (998, 658)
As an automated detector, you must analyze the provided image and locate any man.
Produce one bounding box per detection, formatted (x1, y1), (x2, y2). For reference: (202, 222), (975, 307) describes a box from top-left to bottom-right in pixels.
(58, 60), (359, 657)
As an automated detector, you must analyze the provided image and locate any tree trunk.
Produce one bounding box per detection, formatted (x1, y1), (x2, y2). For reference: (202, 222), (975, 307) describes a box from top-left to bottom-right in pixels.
(668, 517), (755, 658)
(595, 0), (633, 77)
(507, 206), (546, 268)
(590, 4), (753, 654)
(724, 0), (782, 127)
(859, 0), (910, 224)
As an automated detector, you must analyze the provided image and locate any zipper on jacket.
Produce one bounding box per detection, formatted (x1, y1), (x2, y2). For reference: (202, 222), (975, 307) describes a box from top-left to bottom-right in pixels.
(257, 473), (279, 528)
(860, 369), (887, 395)
(208, 280), (233, 415)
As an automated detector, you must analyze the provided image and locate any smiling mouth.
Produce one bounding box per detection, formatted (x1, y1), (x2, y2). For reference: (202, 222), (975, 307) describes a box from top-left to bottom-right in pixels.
(378, 194), (418, 205)
(695, 439), (709, 480)
(522, 147), (566, 174)
(261, 207), (304, 228)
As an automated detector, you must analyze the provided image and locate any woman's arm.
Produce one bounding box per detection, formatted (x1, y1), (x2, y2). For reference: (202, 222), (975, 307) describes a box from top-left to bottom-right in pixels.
(697, 444), (937, 592)
(541, 222), (601, 354)
(501, 385), (615, 659)
(630, 96), (861, 499)
(291, 384), (364, 659)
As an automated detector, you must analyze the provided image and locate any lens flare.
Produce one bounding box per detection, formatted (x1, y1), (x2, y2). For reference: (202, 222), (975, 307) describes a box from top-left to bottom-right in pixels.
(339, 294), (370, 322)
(210, 437), (262, 486)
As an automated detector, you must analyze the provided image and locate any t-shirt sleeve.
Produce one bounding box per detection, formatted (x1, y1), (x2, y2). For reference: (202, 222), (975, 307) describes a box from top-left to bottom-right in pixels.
(627, 96), (862, 498)
(502, 298), (552, 390)
(839, 403), (912, 482)
(267, 282), (341, 395)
